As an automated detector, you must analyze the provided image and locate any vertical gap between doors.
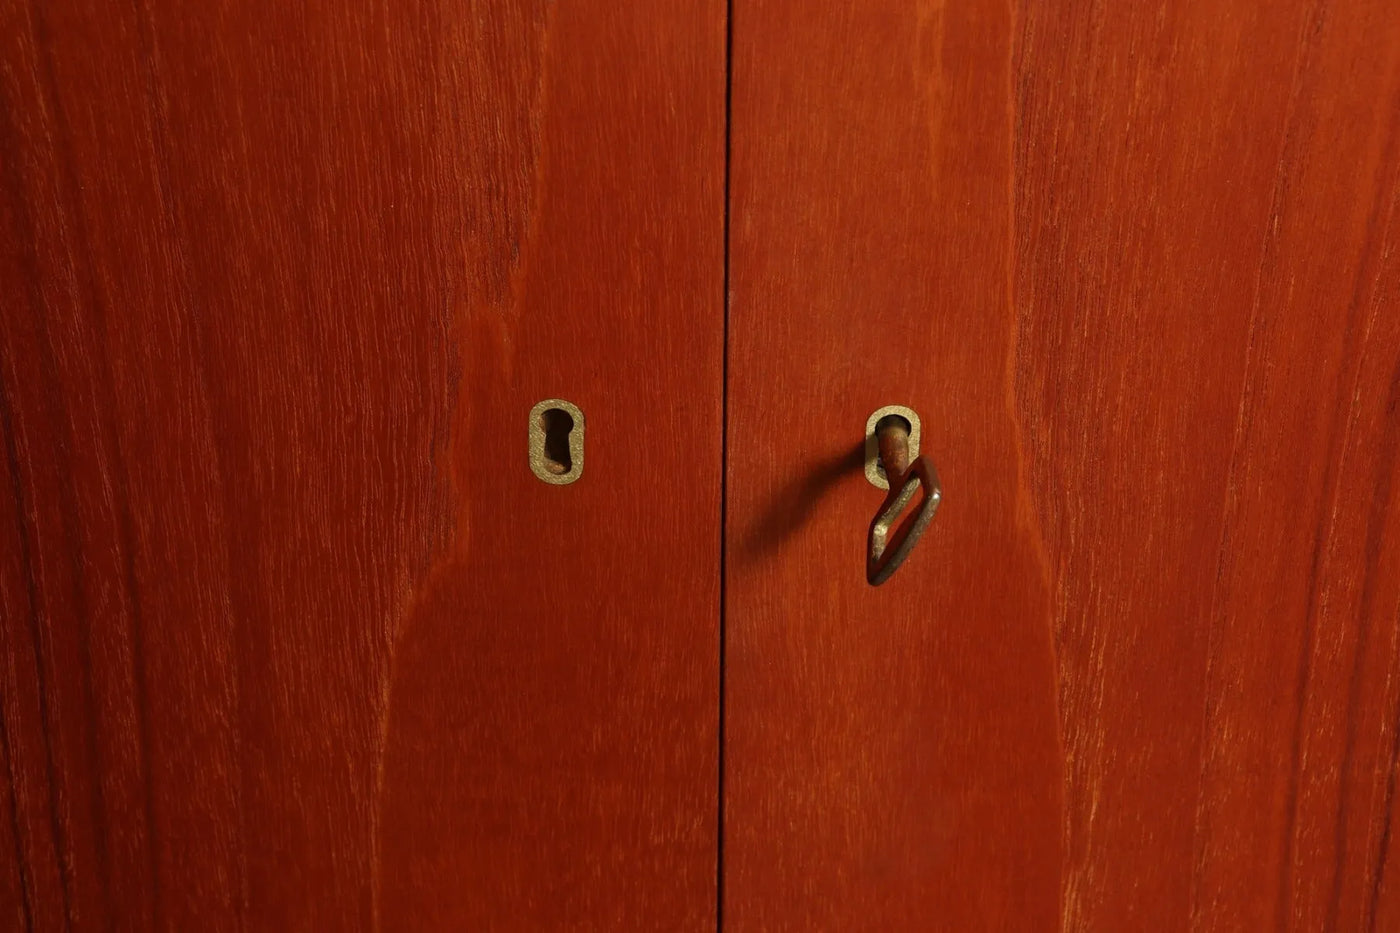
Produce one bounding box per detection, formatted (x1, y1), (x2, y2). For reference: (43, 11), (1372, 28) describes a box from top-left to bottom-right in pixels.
(717, 0), (733, 928)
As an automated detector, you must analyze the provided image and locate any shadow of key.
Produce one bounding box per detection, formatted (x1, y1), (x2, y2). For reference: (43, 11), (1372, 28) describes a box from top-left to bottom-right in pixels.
(738, 441), (866, 565)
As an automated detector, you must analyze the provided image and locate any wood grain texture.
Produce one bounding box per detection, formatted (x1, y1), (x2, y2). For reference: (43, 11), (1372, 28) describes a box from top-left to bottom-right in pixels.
(727, 0), (1400, 929)
(1015, 0), (1400, 928)
(0, 0), (724, 929)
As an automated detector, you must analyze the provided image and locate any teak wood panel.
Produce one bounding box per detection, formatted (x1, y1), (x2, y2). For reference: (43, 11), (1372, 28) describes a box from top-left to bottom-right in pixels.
(0, 0), (724, 928)
(727, 0), (1400, 929)
(1017, 1), (1400, 928)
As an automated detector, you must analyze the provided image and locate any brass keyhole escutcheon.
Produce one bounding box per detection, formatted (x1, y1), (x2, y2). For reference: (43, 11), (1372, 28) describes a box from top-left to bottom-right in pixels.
(864, 404), (940, 585)
(529, 398), (585, 485)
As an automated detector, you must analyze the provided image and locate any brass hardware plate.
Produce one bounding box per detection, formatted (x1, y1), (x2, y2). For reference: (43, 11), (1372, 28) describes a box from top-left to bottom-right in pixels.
(528, 398), (585, 485)
(864, 404), (921, 489)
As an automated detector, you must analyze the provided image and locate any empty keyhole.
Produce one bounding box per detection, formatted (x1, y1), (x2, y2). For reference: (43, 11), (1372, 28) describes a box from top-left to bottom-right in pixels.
(540, 407), (575, 475)
(873, 414), (913, 481)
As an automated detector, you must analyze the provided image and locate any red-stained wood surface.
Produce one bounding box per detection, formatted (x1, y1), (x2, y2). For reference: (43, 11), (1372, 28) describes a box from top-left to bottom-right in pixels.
(725, 0), (1064, 928)
(0, 1), (724, 929)
(8, 0), (1400, 928)
(1016, 2), (1400, 928)
(726, 0), (1400, 929)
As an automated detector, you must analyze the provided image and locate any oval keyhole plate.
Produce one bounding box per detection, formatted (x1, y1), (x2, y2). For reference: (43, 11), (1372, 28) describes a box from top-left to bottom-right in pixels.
(529, 398), (585, 485)
(864, 404), (921, 489)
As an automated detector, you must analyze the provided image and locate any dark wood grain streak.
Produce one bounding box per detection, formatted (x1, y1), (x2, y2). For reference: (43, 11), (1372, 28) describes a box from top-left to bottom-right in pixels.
(1347, 356), (1400, 931)
(0, 383), (47, 933)
(1, 0), (724, 928)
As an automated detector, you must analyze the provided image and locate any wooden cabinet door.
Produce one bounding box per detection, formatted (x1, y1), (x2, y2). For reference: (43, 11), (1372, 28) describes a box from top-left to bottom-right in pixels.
(726, 0), (1400, 929)
(9, 0), (1400, 929)
(1, 1), (723, 928)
